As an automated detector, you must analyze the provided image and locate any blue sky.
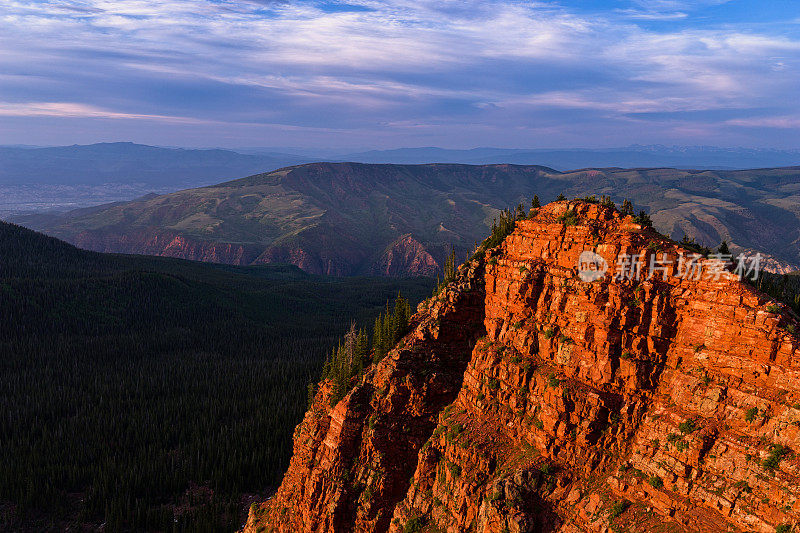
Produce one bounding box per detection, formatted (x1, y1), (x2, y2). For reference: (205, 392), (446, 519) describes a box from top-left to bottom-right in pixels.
(0, 0), (798, 149)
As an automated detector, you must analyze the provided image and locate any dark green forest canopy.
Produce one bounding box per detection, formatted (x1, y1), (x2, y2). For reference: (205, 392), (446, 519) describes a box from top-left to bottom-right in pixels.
(0, 221), (433, 531)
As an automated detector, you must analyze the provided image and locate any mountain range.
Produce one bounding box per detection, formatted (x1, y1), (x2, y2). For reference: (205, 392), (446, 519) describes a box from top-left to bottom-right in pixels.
(3, 143), (798, 189)
(0, 142), (316, 216)
(338, 145), (800, 169)
(13, 162), (800, 276)
(3, 142), (797, 216)
(0, 142), (312, 186)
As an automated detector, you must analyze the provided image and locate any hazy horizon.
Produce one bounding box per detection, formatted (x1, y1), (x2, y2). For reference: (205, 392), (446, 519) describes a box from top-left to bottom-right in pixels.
(4, 141), (800, 154)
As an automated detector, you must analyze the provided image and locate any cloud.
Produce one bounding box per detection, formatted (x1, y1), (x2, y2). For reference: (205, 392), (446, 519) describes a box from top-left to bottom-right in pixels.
(0, 0), (798, 148)
(618, 0), (733, 22)
(726, 116), (800, 129)
(616, 9), (688, 20)
(0, 101), (216, 124)
(628, 0), (733, 11)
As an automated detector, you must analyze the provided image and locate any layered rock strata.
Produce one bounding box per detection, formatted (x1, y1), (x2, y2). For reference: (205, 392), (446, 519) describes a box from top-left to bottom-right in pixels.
(246, 201), (800, 533)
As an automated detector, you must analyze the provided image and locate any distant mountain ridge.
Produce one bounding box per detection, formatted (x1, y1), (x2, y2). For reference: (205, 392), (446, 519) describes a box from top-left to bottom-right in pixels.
(14, 162), (800, 276)
(0, 142), (313, 186)
(0, 142), (317, 216)
(339, 145), (800, 170)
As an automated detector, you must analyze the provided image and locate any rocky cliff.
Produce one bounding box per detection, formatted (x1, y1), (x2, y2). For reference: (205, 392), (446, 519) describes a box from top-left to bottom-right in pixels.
(244, 200), (800, 533)
(72, 228), (264, 265)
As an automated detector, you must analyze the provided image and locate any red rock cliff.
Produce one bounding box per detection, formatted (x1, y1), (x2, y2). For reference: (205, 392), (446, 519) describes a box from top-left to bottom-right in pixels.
(245, 201), (800, 533)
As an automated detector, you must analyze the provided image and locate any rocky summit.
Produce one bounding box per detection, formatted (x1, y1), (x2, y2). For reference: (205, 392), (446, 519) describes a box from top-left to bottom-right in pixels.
(244, 200), (800, 533)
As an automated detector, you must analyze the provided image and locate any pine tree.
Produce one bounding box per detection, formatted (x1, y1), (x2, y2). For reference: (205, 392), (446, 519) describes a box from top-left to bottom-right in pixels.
(635, 210), (652, 227)
(718, 240), (730, 255)
(531, 195), (541, 208)
(366, 293), (413, 363)
(393, 293), (411, 337)
(621, 199), (634, 216)
(372, 314), (384, 361)
(443, 249), (457, 284)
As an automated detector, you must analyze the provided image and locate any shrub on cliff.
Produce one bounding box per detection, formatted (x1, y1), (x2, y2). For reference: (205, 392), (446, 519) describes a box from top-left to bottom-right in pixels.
(763, 444), (791, 474)
(557, 209), (580, 226)
(621, 199), (634, 216)
(754, 272), (800, 318)
(609, 499), (630, 520)
(634, 210), (653, 227)
(600, 195), (616, 208)
(403, 516), (425, 533)
(679, 234), (712, 256)
(472, 207), (519, 260)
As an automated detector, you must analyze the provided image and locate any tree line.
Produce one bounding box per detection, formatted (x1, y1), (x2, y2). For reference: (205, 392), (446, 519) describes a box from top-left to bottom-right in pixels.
(320, 294), (412, 406)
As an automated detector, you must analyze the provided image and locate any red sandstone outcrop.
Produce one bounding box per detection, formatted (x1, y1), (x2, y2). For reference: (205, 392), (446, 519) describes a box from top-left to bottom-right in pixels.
(72, 228), (261, 265)
(245, 260), (486, 532)
(71, 228), (364, 275)
(245, 201), (800, 533)
(70, 228), (440, 276)
(371, 235), (440, 277)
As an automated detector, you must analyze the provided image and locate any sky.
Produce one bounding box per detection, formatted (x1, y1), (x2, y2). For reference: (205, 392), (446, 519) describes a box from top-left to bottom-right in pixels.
(0, 0), (799, 150)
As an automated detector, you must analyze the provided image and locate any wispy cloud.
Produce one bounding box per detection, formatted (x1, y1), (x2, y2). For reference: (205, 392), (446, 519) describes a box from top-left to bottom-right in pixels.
(617, 0), (732, 21)
(0, 101), (215, 124)
(0, 0), (798, 148)
(726, 116), (800, 129)
(617, 9), (688, 20)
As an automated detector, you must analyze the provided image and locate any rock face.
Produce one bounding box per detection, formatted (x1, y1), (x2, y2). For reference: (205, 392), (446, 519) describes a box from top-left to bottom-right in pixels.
(245, 201), (800, 533)
(72, 229), (263, 265)
(371, 235), (441, 277)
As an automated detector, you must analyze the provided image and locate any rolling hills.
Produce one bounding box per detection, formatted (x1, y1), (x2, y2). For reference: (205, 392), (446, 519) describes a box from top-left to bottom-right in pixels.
(14, 162), (800, 275)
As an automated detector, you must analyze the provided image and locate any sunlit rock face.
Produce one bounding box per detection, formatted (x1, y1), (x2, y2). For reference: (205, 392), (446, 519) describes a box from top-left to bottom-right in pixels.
(247, 201), (800, 533)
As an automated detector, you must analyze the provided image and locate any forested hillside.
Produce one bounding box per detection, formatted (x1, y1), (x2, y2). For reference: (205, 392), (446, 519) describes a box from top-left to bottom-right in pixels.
(0, 221), (432, 532)
(17, 162), (800, 276)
